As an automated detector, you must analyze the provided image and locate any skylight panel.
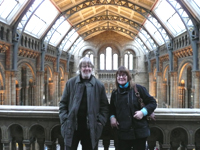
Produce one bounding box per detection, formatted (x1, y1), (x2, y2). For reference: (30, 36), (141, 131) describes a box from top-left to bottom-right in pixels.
(135, 37), (149, 53)
(138, 32), (152, 51)
(184, 0), (200, 21)
(62, 30), (79, 51)
(0, 0), (27, 24)
(24, 0), (59, 38)
(193, 0), (200, 7)
(154, 0), (186, 36)
(49, 17), (71, 46)
(72, 37), (84, 54)
(144, 20), (164, 45)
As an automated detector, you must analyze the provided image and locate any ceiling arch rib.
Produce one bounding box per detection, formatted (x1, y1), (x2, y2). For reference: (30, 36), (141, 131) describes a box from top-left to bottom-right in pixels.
(45, 0), (172, 56)
(80, 26), (137, 39)
(74, 13), (158, 51)
(64, 0), (171, 45)
(62, 0), (170, 51)
(73, 14), (142, 31)
(43, 0), (151, 52)
(64, 0), (150, 17)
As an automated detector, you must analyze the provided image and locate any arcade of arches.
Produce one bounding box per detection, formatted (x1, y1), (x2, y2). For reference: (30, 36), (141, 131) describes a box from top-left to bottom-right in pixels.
(0, 30), (199, 108)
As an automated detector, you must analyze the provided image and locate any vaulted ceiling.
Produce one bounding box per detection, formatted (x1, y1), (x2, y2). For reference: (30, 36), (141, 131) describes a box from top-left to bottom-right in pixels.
(51, 0), (158, 40)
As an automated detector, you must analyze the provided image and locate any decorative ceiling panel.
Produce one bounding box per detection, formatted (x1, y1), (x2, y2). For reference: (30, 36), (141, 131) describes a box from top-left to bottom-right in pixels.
(51, 0), (158, 39)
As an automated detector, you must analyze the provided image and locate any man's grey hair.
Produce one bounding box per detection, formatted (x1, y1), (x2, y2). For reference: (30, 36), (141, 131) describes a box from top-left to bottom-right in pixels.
(76, 57), (95, 74)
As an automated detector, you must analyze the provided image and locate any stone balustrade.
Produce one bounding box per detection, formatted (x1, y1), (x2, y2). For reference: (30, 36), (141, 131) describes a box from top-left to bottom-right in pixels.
(0, 106), (199, 150)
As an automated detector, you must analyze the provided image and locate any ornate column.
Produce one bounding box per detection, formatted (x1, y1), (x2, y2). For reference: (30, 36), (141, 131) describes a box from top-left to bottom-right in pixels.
(1, 126), (10, 150)
(148, 72), (154, 96)
(161, 144), (171, 150)
(64, 72), (68, 84)
(16, 87), (21, 105)
(36, 71), (44, 106)
(94, 56), (98, 78)
(162, 81), (167, 107)
(38, 138), (44, 150)
(170, 71), (178, 108)
(193, 71), (200, 108)
(53, 72), (58, 106)
(2, 142), (10, 150)
(186, 144), (196, 150)
(25, 86), (29, 105)
(119, 56), (123, 66)
(156, 72), (163, 108)
(5, 71), (16, 105)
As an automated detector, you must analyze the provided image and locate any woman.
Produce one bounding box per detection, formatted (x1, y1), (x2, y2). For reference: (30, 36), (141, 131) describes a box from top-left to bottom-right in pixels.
(110, 66), (157, 150)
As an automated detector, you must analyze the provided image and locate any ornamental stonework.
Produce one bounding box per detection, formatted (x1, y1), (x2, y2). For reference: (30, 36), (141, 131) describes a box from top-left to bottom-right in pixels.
(0, 44), (8, 53)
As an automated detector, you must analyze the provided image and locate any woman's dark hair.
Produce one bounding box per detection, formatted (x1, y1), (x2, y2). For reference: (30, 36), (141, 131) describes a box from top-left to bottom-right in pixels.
(115, 66), (134, 88)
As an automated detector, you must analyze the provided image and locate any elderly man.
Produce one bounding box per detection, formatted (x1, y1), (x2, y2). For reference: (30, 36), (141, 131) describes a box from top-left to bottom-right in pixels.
(59, 57), (109, 150)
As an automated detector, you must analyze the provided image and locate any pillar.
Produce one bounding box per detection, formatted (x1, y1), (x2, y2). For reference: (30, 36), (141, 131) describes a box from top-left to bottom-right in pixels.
(193, 71), (200, 108)
(53, 72), (58, 106)
(2, 141), (10, 150)
(36, 71), (44, 106)
(170, 71), (178, 108)
(156, 72), (163, 108)
(5, 71), (16, 105)
(148, 72), (154, 96)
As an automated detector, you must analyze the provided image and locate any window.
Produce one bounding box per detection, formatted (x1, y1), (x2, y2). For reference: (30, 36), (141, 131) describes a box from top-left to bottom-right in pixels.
(99, 47), (118, 70)
(106, 47), (112, 70)
(113, 54), (118, 70)
(84, 51), (94, 65)
(100, 54), (104, 70)
(124, 51), (135, 70)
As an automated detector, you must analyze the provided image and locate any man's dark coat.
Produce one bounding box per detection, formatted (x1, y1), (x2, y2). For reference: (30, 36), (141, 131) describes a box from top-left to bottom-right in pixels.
(59, 75), (109, 149)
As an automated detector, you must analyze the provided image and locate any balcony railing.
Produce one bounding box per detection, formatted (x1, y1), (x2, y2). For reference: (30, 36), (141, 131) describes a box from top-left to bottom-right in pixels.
(0, 106), (199, 150)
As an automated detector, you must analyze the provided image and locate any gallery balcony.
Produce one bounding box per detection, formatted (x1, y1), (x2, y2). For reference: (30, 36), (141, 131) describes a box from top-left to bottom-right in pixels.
(0, 106), (199, 150)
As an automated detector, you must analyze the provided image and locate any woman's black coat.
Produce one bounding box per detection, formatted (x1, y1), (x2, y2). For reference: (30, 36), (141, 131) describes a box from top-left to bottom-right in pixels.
(110, 84), (157, 139)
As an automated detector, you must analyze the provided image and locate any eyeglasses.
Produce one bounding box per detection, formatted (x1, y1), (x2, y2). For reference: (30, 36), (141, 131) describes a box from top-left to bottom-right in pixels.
(117, 74), (127, 78)
(81, 65), (92, 68)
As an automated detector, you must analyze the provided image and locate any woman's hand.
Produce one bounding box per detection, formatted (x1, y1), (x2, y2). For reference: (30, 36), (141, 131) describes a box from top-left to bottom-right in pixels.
(133, 111), (144, 120)
(110, 117), (119, 128)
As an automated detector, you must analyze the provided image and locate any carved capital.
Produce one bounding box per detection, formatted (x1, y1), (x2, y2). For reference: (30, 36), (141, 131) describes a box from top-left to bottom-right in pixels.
(193, 71), (200, 78)
(170, 71), (177, 77)
(0, 44), (8, 53)
(157, 71), (162, 76)
(5, 70), (17, 77)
